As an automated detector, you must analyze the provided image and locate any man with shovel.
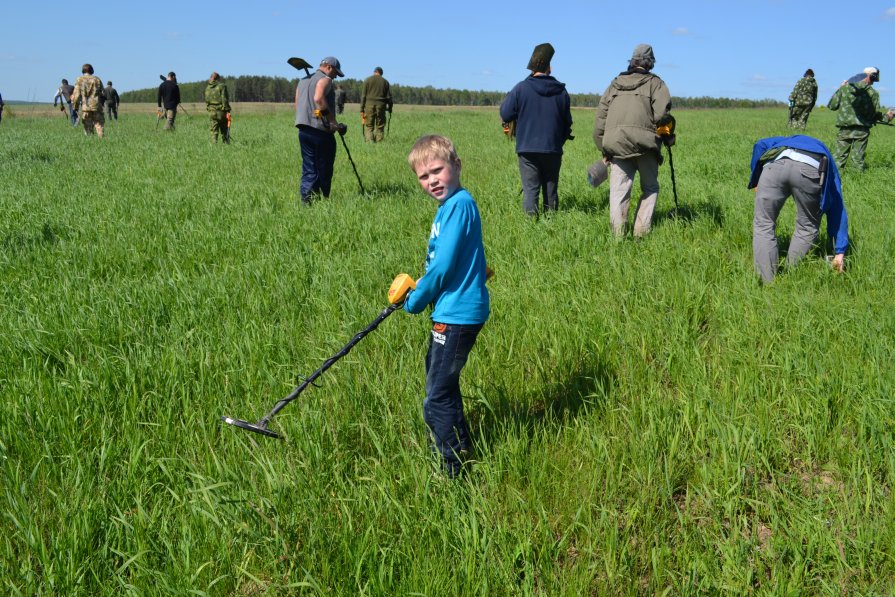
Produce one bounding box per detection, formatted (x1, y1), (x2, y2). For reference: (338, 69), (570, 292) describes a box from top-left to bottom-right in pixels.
(294, 56), (348, 204)
(157, 72), (180, 131)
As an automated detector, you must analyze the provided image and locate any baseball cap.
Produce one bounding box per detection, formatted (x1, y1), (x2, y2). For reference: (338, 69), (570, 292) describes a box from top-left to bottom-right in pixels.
(320, 57), (344, 77)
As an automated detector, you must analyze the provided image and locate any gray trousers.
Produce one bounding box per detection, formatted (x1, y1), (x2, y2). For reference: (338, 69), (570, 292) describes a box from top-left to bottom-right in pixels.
(608, 153), (659, 237)
(518, 152), (562, 216)
(752, 159), (822, 282)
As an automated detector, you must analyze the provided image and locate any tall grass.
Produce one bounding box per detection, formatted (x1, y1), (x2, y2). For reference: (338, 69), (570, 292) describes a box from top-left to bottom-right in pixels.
(2, 103), (894, 594)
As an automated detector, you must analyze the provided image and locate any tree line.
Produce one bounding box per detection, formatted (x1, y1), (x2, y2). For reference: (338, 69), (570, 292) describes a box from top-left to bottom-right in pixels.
(119, 74), (783, 109)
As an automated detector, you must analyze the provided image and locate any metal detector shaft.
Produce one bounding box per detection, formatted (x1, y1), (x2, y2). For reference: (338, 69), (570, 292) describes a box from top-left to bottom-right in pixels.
(667, 145), (679, 213)
(338, 133), (366, 194)
(222, 303), (400, 438)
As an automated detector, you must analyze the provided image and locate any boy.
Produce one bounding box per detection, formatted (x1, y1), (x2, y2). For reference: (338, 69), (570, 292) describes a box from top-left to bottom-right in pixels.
(402, 135), (490, 478)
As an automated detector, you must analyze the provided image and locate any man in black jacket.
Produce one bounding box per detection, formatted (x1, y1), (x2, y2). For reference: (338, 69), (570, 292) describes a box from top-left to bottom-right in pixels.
(157, 72), (181, 131)
(104, 81), (120, 121)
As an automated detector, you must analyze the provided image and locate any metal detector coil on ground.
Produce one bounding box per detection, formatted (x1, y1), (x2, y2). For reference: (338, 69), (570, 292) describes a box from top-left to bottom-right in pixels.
(221, 303), (401, 439)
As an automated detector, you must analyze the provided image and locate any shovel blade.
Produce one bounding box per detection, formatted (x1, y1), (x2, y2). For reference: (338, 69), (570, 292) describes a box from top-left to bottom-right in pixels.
(287, 57), (312, 71)
(221, 416), (282, 439)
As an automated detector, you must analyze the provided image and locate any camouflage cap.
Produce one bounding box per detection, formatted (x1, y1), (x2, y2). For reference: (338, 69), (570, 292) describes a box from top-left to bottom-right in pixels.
(527, 43), (554, 72)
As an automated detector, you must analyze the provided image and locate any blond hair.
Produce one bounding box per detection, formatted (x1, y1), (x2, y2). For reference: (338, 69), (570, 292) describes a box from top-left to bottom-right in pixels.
(407, 135), (460, 171)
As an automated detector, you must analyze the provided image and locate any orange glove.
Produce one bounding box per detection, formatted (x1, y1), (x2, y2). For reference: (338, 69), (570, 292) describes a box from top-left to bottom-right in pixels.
(226, 112), (232, 127)
(361, 111), (366, 124)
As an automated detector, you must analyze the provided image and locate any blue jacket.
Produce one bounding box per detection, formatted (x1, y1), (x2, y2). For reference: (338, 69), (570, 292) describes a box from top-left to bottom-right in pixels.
(748, 135), (849, 254)
(404, 188), (490, 324)
(499, 75), (572, 154)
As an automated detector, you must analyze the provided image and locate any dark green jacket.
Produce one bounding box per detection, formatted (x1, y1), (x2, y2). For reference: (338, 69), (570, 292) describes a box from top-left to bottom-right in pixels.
(360, 74), (392, 112)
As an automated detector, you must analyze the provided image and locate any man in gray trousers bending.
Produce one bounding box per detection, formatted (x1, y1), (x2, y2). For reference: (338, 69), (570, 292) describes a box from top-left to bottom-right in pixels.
(748, 135), (848, 283)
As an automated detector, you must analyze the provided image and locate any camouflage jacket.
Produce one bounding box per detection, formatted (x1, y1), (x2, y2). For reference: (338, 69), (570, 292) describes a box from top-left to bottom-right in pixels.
(71, 74), (104, 113)
(204, 80), (231, 112)
(827, 81), (885, 128)
(789, 76), (817, 107)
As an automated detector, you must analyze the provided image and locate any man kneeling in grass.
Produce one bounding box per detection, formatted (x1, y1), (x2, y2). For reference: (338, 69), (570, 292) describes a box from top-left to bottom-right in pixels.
(748, 135), (848, 283)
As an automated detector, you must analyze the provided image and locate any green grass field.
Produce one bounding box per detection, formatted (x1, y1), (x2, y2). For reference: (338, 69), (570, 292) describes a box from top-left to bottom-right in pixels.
(2, 102), (895, 594)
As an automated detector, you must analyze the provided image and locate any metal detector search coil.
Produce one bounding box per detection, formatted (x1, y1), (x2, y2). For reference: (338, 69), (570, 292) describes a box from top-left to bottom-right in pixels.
(221, 303), (401, 439)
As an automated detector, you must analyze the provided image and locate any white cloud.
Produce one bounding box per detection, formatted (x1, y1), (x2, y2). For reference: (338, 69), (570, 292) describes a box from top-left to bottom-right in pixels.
(672, 27), (692, 36)
(883, 7), (895, 19)
(481, 69), (494, 77)
(750, 74), (766, 81)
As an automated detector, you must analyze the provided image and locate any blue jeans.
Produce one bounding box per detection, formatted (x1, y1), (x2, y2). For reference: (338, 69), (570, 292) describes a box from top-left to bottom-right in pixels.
(298, 126), (336, 202)
(424, 321), (483, 477)
(68, 101), (77, 126)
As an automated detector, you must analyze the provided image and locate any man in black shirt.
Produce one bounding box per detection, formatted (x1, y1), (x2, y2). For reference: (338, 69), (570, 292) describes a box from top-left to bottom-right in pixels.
(157, 72), (181, 131)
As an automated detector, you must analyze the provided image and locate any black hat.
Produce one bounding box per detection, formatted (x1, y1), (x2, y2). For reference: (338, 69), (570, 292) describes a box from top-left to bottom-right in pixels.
(527, 43), (554, 72)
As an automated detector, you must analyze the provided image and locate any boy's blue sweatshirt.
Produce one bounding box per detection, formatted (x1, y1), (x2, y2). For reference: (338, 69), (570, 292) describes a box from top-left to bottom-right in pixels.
(748, 135), (849, 254)
(499, 74), (572, 154)
(403, 188), (490, 324)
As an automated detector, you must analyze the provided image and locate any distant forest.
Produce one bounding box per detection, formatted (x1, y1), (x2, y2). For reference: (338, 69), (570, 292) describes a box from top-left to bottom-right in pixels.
(120, 74), (784, 109)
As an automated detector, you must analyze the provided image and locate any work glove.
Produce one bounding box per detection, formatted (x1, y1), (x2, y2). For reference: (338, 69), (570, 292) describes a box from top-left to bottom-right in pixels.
(59, 105), (66, 112)
(157, 107), (163, 117)
(388, 274), (417, 305)
(387, 105), (393, 113)
(361, 111), (366, 124)
(336, 123), (347, 136)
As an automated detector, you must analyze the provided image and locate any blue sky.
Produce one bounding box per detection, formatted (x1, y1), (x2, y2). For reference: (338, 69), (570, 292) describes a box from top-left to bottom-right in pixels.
(2, 0), (893, 106)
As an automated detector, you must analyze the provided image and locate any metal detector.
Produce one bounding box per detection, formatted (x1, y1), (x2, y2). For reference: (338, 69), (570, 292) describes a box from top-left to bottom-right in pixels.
(666, 144), (680, 216)
(221, 303), (400, 439)
(338, 132), (366, 195)
(657, 115), (680, 217)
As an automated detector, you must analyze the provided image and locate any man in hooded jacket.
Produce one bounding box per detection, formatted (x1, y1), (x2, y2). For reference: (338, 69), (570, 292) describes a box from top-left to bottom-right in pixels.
(500, 43), (573, 216)
(594, 44), (672, 237)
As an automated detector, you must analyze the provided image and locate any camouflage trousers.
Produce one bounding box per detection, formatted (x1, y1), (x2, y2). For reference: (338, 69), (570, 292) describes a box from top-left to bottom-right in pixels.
(788, 104), (812, 129)
(209, 110), (229, 143)
(363, 104), (387, 142)
(833, 126), (870, 171)
(81, 111), (104, 138)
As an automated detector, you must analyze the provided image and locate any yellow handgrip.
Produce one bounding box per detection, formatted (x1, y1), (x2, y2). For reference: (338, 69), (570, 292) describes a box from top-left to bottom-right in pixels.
(388, 274), (417, 305)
